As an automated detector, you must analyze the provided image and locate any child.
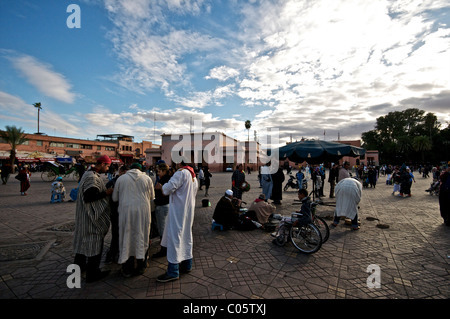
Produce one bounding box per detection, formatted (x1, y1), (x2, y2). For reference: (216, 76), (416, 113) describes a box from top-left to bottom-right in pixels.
(391, 167), (401, 196)
(51, 176), (66, 201)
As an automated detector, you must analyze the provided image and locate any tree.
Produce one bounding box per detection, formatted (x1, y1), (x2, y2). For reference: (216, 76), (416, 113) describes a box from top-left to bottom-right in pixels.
(245, 120), (251, 141)
(361, 108), (439, 163)
(244, 120), (251, 169)
(412, 136), (432, 163)
(0, 125), (28, 173)
(33, 102), (42, 134)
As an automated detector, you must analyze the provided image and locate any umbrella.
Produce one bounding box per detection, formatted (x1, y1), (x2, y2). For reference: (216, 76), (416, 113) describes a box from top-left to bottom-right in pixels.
(278, 140), (366, 164)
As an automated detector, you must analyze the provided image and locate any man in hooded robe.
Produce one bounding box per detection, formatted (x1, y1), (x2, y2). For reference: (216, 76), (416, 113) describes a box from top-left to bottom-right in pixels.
(331, 177), (362, 230)
(112, 162), (155, 277)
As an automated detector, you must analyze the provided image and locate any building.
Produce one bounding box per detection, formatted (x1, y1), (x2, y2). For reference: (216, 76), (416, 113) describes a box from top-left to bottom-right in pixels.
(159, 132), (264, 172)
(0, 132), (158, 166)
(338, 140), (379, 167)
(96, 134), (157, 165)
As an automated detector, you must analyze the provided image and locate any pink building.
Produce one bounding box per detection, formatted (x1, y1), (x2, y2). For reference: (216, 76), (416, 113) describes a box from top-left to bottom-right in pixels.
(159, 132), (263, 172)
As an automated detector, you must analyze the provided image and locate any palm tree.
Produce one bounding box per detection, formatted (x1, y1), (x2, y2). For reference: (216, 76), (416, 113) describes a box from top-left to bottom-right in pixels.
(33, 102), (42, 134)
(0, 125), (28, 173)
(412, 135), (432, 163)
(244, 120), (251, 169)
(245, 120), (251, 141)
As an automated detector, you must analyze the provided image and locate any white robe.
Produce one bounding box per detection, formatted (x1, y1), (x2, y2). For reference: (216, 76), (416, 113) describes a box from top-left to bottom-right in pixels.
(161, 168), (198, 264)
(112, 169), (155, 264)
(335, 178), (362, 220)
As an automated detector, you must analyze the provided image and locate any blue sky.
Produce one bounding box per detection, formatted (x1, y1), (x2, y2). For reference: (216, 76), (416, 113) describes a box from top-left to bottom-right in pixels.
(1, 0), (449, 146)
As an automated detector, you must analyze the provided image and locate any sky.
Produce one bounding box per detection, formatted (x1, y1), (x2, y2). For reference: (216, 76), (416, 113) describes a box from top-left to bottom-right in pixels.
(0, 0), (449, 148)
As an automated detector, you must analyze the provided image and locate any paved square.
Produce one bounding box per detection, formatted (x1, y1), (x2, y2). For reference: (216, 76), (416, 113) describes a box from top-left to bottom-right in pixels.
(0, 169), (449, 299)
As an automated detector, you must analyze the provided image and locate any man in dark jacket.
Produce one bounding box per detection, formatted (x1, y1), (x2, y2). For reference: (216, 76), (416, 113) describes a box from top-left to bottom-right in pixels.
(328, 163), (339, 198)
(213, 190), (241, 230)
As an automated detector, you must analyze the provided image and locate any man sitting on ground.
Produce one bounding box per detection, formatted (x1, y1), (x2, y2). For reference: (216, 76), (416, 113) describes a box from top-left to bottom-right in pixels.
(247, 194), (276, 225)
(212, 189), (241, 230)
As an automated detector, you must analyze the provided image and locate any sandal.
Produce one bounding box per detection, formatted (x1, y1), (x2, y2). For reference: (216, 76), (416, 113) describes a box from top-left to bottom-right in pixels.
(351, 226), (360, 231)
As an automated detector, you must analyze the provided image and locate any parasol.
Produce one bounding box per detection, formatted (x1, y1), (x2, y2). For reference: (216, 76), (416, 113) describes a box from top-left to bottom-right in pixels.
(278, 140), (366, 164)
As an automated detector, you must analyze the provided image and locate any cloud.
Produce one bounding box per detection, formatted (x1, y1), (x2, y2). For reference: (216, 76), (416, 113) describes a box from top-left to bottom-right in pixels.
(0, 91), (79, 135)
(205, 66), (240, 82)
(99, 0), (450, 142)
(8, 54), (75, 104)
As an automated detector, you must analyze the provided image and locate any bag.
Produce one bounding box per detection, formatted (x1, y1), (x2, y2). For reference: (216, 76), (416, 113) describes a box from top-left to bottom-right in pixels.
(240, 181), (251, 192)
(202, 199), (211, 207)
(69, 188), (78, 201)
(236, 214), (257, 231)
(15, 174), (24, 182)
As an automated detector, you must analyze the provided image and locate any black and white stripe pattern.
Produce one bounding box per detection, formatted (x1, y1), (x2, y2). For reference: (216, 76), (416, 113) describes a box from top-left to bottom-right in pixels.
(73, 171), (111, 257)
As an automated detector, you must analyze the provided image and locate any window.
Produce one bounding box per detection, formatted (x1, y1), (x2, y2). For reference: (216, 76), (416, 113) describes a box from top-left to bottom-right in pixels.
(105, 146), (115, 151)
(50, 142), (65, 148)
(36, 140), (43, 146)
(66, 143), (80, 149)
(97, 146), (101, 150)
(81, 145), (92, 149)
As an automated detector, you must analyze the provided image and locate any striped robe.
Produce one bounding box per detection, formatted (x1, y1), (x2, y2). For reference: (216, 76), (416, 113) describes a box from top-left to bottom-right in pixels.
(73, 170), (111, 257)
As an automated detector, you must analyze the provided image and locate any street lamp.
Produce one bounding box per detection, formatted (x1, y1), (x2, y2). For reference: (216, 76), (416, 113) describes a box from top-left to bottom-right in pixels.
(33, 102), (42, 134)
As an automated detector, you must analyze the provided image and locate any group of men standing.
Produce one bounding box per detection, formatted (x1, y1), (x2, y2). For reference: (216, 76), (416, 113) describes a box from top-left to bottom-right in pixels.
(72, 155), (197, 283)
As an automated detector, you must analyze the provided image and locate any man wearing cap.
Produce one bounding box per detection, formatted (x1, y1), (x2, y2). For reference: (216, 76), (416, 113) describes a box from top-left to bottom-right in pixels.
(212, 189), (242, 230)
(73, 155), (112, 283)
(112, 162), (155, 277)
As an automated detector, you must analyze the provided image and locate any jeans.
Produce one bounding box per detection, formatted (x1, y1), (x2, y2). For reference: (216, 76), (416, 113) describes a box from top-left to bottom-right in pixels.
(167, 259), (192, 278)
(155, 205), (169, 238)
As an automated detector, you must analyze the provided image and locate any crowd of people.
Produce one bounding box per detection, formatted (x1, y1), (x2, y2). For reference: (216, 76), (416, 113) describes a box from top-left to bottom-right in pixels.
(71, 155), (198, 283)
(2, 156), (449, 285)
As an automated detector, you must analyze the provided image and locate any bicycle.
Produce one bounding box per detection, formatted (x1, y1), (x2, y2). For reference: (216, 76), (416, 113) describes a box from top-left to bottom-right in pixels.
(41, 162), (79, 182)
(310, 201), (330, 243)
(272, 213), (322, 254)
(289, 199), (330, 243)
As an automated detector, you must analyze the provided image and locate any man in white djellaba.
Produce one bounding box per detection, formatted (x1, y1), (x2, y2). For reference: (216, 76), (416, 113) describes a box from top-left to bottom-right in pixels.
(112, 162), (155, 277)
(331, 177), (362, 230)
(155, 162), (198, 282)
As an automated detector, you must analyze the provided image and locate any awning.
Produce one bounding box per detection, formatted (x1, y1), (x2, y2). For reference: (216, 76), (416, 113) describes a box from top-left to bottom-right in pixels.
(16, 157), (39, 163)
(119, 154), (134, 157)
(38, 157), (56, 162)
(56, 157), (73, 164)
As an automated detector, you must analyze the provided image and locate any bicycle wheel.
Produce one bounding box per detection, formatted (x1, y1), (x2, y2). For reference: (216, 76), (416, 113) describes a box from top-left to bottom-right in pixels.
(71, 171), (79, 181)
(290, 223), (322, 254)
(313, 216), (330, 243)
(41, 170), (57, 182)
(283, 184), (289, 192)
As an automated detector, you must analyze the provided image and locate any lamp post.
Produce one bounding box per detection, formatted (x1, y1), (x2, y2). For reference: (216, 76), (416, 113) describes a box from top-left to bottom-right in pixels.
(33, 102), (42, 134)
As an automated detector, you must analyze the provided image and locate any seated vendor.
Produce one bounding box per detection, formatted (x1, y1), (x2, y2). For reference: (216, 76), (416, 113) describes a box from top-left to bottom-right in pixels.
(213, 189), (241, 230)
(247, 194), (276, 225)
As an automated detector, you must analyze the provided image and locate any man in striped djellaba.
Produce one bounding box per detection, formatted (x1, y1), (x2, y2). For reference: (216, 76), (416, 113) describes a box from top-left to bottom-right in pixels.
(73, 155), (113, 283)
